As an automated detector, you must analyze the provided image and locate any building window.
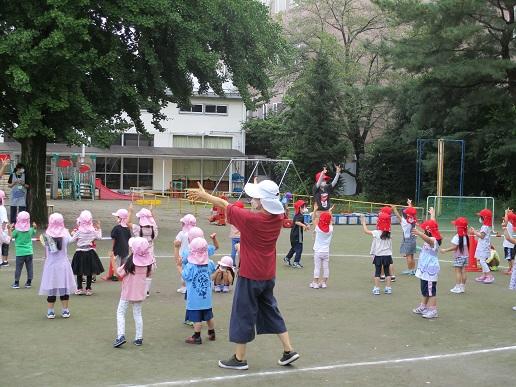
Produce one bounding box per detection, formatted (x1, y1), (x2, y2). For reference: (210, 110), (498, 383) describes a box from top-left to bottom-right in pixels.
(179, 104), (203, 113)
(205, 104), (228, 114)
(204, 136), (232, 149)
(174, 135), (203, 148)
(173, 159), (201, 181)
(203, 160), (228, 180)
(122, 133), (154, 147)
(96, 157), (153, 190)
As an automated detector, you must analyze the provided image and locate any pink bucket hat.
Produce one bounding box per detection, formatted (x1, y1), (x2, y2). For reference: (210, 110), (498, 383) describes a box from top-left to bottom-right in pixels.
(77, 210), (95, 233)
(129, 237), (154, 266)
(136, 208), (156, 227)
(218, 256), (233, 268)
(188, 226), (204, 242)
(15, 211), (30, 232)
(187, 237), (209, 265)
(46, 213), (68, 238)
(180, 214), (196, 233)
(112, 208), (129, 227)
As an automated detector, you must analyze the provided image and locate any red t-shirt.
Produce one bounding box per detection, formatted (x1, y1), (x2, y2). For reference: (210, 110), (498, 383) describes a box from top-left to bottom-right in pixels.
(226, 204), (283, 281)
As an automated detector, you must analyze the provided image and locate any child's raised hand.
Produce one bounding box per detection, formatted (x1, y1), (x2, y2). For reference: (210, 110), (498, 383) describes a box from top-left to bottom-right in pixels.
(210, 233), (217, 240)
(335, 164), (342, 174)
(428, 207), (435, 216)
(407, 199), (412, 206)
(32, 222), (37, 229)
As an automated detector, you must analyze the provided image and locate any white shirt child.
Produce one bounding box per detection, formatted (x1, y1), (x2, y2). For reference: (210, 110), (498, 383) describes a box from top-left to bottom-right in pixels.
(475, 225), (491, 259)
(314, 225), (333, 253)
(503, 222), (514, 249)
(370, 230), (393, 257)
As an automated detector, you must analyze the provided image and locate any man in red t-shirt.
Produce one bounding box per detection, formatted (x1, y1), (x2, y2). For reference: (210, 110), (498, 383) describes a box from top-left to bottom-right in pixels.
(188, 180), (300, 370)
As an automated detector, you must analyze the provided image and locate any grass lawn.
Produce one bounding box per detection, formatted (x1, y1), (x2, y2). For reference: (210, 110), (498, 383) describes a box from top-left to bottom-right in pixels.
(1, 199), (516, 386)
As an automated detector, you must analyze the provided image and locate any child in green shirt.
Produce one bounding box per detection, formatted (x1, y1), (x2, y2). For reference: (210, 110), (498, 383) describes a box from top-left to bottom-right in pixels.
(12, 211), (36, 289)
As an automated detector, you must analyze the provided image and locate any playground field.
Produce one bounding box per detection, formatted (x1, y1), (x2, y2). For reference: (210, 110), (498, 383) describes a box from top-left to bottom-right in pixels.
(1, 199), (516, 387)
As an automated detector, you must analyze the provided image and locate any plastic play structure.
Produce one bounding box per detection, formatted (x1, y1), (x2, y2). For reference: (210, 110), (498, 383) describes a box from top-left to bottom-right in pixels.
(95, 178), (139, 201)
(55, 158), (95, 200)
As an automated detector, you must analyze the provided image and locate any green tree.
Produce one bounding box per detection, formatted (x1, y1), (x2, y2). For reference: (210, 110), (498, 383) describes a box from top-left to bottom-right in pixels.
(0, 0), (287, 223)
(374, 0), (516, 201)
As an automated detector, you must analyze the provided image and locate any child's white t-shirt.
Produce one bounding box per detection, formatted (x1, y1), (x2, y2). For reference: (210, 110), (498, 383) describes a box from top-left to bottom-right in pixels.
(451, 234), (469, 258)
(503, 222), (514, 249)
(475, 225), (491, 259)
(400, 218), (414, 239)
(313, 225), (333, 253)
(370, 230), (393, 256)
(175, 230), (189, 256)
(0, 205), (7, 225)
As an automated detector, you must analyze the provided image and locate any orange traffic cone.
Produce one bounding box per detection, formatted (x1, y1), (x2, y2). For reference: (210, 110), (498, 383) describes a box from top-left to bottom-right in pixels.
(101, 259), (118, 281)
(465, 234), (481, 272)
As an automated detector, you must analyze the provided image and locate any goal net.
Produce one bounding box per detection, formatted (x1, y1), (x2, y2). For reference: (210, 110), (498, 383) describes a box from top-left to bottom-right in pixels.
(425, 196), (495, 232)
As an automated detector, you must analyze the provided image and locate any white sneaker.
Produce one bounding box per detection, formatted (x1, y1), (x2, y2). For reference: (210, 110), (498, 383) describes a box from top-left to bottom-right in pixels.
(422, 309), (438, 319)
(177, 286), (186, 294)
(450, 286), (461, 293)
(309, 282), (319, 289)
(458, 285), (465, 293)
(372, 287), (380, 295)
(320, 282), (327, 289)
(512, 306), (516, 311)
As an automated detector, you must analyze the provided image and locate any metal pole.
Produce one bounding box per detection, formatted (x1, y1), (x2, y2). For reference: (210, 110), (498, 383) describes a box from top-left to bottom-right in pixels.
(416, 139), (420, 204)
(161, 159), (165, 196)
(278, 160), (291, 190)
(459, 140), (465, 197)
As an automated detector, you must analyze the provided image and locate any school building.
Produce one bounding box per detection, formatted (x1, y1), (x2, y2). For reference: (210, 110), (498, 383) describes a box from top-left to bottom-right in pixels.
(0, 87), (247, 194)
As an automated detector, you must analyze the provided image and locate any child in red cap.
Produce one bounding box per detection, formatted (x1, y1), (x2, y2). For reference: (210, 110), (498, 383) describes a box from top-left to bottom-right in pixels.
(310, 211), (333, 289)
(313, 165), (341, 225)
(502, 209), (516, 274)
(283, 200), (309, 268)
(412, 208), (442, 319)
(392, 200), (418, 275)
(361, 212), (393, 295)
(440, 217), (469, 293)
(471, 208), (494, 284)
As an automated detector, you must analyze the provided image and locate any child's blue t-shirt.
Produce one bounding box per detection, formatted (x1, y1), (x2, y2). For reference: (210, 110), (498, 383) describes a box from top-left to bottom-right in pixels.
(181, 244), (216, 266)
(182, 260), (216, 310)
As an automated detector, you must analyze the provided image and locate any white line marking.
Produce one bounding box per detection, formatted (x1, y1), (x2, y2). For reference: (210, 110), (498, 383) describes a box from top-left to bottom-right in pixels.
(120, 344), (516, 386)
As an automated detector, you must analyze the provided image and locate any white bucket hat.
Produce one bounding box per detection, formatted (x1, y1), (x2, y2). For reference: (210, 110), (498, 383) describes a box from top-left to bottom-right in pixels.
(244, 180), (284, 215)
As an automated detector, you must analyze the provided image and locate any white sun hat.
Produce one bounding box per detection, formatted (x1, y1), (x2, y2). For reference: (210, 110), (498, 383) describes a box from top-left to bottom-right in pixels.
(244, 180), (284, 215)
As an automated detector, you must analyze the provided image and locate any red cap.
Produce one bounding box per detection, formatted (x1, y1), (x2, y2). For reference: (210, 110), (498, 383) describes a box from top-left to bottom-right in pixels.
(376, 212), (391, 232)
(380, 206), (392, 215)
(315, 172), (331, 183)
(451, 217), (468, 237)
(404, 207), (417, 217)
(318, 212), (332, 233)
(477, 209), (493, 227)
(508, 212), (516, 224)
(419, 219), (442, 240)
(234, 201), (244, 209)
(294, 199), (306, 214)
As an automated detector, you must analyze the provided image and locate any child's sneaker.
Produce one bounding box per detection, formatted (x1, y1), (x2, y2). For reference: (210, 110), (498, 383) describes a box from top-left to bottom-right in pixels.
(61, 309), (70, 318)
(183, 320), (194, 326)
(384, 287), (392, 294)
(133, 338), (143, 346)
(113, 335), (126, 348)
(177, 286), (186, 294)
(0, 261), (9, 267)
(218, 354), (249, 370)
(458, 284), (465, 293)
(379, 276), (385, 282)
(278, 351), (300, 366)
(214, 285), (222, 293)
(222, 285), (230, 293)
(47, 310), (55, 319)
(512, 306), (516, 311)
(292, 263), (303, 268)
(401, 269), (412, 275)
(409, 270), (416, 275)
(185, 335), (202, 344)
(390, 276), (396, 282)
(75, 289), (84, 295)
(309, 282), (319, 289)
(372, 287), (380, 295)
(483, 276), (495, 284)
(450, 285), (461, 293)
(208, 331), (216, 341)
(475, 275), (486, 282)
(11, 283), (20, 289)
(283, 257), (291, 266)
(320, 282), (327, 289)
(412, 304), (427, 314)
(422, 309), (438, 319)
(85, 289), (93, 296)
(24, 282), (31, 289)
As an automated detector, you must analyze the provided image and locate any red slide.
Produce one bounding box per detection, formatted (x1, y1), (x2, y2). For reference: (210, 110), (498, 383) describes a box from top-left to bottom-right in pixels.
(95, 178), (141, 201)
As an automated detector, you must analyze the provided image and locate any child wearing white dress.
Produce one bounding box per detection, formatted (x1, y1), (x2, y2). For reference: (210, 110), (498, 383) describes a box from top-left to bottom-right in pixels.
(471, 208), (494, 284)
(310, 211), (333, 289)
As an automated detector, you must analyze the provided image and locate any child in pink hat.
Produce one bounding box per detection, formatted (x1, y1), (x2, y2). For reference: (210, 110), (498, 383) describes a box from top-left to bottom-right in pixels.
(71, 210), (104, 295)
(174, 226), (219, 326)
(11, 211), (36, 289)
(182, 237), (217, 344)
(39, 213), (77, 318)
(104, 207), (131, 281)
(131, 208), (158, 297)
(111, 237), (155, 348)
(213, 256), (235, 293)
(174, 214), (196, 294)
(0, 189), (9, 268)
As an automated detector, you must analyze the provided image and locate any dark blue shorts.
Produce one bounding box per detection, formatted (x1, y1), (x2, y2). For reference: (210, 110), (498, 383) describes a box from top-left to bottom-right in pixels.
(420, 279), (437, 297)
(186, 308), (213, 323)
(229, 277), (287, 344)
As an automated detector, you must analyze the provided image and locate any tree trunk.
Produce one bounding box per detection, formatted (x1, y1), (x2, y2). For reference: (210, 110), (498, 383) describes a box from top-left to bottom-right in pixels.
(20, 136), (48, 226)
(354, 152), (362, 195)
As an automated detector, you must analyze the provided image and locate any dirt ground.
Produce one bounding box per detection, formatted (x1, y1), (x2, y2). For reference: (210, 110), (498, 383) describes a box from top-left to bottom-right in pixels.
(1, 198), (516, 386)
